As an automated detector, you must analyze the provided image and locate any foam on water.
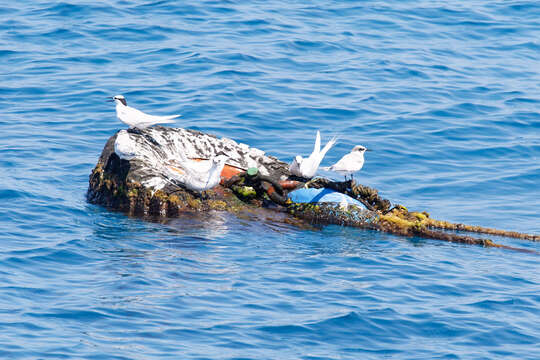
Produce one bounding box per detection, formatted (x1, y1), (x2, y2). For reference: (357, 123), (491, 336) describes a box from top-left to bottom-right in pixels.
(0, 1), (539, 359)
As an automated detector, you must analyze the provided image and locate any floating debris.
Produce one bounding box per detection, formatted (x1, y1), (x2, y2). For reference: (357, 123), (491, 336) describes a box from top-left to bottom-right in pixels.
(87, 127), (538, 253)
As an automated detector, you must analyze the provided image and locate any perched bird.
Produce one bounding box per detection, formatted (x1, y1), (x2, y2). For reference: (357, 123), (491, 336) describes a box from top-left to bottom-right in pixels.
(114, 130), (138, 160)
(165, 155), (228, 193)
(289, 130), (337, 179)
(322, 145), (371, 181)
(110, 94), (180, 129)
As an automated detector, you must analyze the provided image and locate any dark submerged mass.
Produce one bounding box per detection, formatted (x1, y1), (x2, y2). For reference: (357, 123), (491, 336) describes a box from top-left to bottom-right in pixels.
(88, 127), (539, 251)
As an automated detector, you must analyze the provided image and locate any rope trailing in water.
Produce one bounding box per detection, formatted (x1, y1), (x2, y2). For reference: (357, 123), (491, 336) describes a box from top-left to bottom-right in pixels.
(222, 170), (538, 253)
(300, 178), (538, 253)
(378, 208), (538, 254)
(423, 218), (539, 241)
(305, 177), (538, 240)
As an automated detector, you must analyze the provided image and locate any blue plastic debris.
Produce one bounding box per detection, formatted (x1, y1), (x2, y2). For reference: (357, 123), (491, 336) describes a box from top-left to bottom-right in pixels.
(288, 188), (366, 209)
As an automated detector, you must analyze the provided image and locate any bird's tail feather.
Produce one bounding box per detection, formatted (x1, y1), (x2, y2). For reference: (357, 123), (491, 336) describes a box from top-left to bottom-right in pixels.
(160, 114), (181, 122)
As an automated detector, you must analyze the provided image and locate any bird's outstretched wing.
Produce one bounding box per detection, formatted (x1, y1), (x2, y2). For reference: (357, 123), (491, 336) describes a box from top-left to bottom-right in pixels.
(313, 130), (321, 156)
(313, 136), (337, 172)
(298, 133), (337, 178)
(319, 136), (337, 158)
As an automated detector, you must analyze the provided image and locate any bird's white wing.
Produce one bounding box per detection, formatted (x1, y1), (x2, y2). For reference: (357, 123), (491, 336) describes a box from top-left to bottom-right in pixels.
(123, 105), (148, 120)
(302, 131), (322, 173)
(307, 135), (337, 174)
(125, 105), (180, 126)
(293, 132), (332, 178)
(329, 152), (356, 171)
(319, 136), (337, 158)
(205, 161), (223, 187)
(313, 130), (321, 155)
(167, 162), (210, 191)
(185, 158), (226, 191)
(176, 158), (213, 174)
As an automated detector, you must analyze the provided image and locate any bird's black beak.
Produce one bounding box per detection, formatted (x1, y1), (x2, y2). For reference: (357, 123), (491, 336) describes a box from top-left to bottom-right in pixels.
(107, 97), (114, 102)
(365, 148), (373, 151)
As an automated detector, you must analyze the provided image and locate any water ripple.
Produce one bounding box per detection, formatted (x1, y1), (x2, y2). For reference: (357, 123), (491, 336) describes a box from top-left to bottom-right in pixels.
(0, 0), (539, 359)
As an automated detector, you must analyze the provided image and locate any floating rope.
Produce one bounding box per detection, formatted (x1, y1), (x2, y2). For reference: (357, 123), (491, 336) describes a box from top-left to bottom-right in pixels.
(294, 178), (538, 253)
(423, 218), (539, 242)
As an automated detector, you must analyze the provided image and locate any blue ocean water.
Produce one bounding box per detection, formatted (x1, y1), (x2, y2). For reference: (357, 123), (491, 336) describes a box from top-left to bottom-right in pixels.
(1, 0), (539, 358)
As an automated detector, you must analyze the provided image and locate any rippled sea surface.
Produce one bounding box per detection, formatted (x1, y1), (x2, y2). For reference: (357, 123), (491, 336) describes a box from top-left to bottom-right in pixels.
(1, 1), (539, 359)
